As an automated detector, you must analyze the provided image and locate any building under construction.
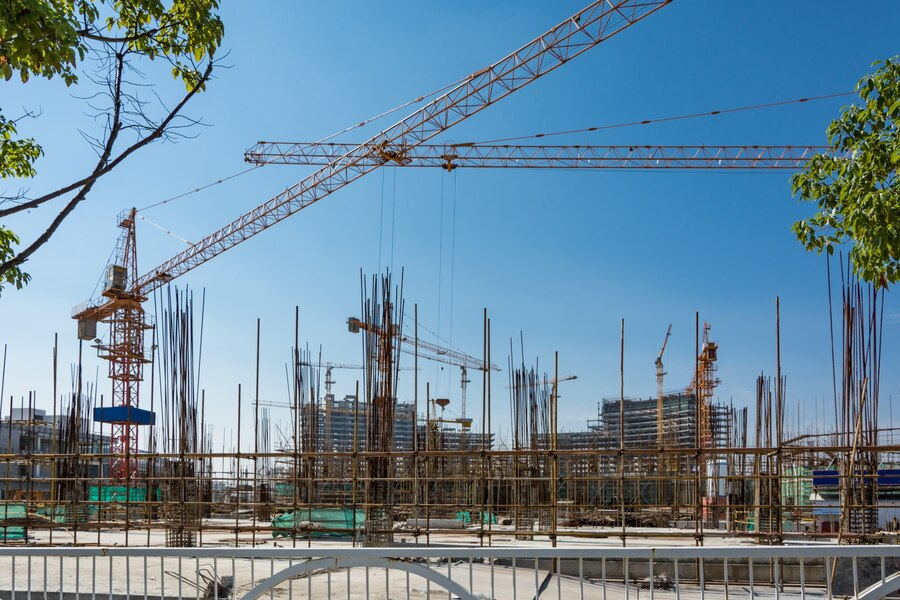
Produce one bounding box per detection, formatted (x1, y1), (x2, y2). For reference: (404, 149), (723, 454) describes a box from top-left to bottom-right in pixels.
(588, 393), (731, 450)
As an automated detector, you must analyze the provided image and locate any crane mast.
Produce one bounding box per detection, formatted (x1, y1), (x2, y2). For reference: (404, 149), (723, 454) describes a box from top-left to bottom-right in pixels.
(72, 209), (152, 481)
(460, 366), (471, 427)
(689, 322), (720, 449)
(655, 323), (672, 448)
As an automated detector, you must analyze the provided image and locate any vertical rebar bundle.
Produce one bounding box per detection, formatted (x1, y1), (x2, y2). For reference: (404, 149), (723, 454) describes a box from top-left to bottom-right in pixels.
(835, 267), (882, 540)
(360, 270), (404, 545)
(153, 286), (206, 547)
(54, 373), (96, 526)
(509, 346), (553, 537)
(753, 374), (783, 541)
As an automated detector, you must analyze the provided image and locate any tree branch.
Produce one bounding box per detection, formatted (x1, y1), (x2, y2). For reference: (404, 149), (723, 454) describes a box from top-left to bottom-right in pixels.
(0, 61), (214, 219)
(0, 52), (129, 279)
(76, 28), (158, 43)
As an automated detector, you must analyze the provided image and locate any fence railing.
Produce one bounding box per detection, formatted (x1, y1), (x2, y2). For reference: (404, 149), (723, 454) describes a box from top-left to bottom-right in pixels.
(0, 544), (897, 600)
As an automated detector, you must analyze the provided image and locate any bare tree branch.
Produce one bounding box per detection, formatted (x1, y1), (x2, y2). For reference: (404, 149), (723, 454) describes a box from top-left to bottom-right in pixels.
(0, 55), (214, 280)
(0, 61), (214, 220)
(0, 51), (125, 279)
(0, 188), (29, 207)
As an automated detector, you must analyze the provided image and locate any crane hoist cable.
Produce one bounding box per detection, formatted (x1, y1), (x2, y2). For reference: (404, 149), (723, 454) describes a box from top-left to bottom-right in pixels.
(377, 167), (399, 274)
(435, 169), (446, 393)
(138, 164), (265, 212)
(468, 90), (856, 144)
(378, 167), (385, 272)
(448, 169), (458, 359)
(312, 78), (466, 145)
(135, 213), (192, 245)
(134, 88), (855, 220)
(434, 168), (459, 396)
(136, 77), (466, 215)
(391, 167), (397, 274)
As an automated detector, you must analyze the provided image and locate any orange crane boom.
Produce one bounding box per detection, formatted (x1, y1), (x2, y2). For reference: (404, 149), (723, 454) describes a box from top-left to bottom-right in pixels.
(125, 1), (670, 298)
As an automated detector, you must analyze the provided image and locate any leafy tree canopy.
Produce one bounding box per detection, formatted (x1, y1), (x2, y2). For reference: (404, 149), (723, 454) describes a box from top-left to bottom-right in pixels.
(793, 57), (900, 286)
(1, 0), (222, 87)
(0, 0), (223, 295)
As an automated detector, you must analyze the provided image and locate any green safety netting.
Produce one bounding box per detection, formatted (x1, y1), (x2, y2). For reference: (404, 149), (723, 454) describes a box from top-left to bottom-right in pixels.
(88, 485), (158, 503)
(0, 502), (26, 540)
(455, 510), (497, 524)
(271, 507), (365, 538)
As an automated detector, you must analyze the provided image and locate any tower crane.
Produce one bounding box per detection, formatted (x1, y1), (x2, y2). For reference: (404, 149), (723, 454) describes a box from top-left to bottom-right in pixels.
(72, 209), (153, 481)
(459, 366), (471, 428)
(297, 361), (364, 408)
(300, 361), (366, 369)
(688, 322), (720, 449)
(257, 362), (368, 411)
(348, 316), (500, 428)
(245, 142), (832, 171)
(291, 360), (415, 410)
(71, 1), (671, 479)
(655, 323), (672, 448)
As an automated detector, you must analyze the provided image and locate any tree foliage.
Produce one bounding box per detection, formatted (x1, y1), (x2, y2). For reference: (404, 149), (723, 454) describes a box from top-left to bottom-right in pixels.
(1, 0), (221, 88)
(0, 0), (224, 295)
(0, 112), (41, 178)
(0, 226), (29, 291)
(0, 0), (83, 84)
(793, 57), (900, 286)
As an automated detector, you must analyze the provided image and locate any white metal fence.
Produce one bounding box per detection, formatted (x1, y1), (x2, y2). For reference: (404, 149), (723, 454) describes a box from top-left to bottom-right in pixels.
(0, 545), (897, 600)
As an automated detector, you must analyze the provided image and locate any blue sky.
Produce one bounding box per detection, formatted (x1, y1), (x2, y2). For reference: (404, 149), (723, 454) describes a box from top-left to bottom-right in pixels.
(1, 1), (899, 448)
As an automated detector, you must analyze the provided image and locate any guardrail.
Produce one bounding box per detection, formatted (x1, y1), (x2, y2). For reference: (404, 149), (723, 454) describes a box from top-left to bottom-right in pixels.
(0, 544), (896, 600)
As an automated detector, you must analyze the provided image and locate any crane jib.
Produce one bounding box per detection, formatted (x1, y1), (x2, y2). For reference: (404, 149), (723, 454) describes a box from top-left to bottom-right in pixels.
(130, 1), (672, 297)
(244, 143), (833, 170)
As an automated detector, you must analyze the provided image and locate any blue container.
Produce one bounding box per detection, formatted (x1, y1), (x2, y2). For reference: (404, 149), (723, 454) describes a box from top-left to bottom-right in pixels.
(812, 470), (839, 487)
(93, 406), (156, 426)
(813, 468), (900, 489)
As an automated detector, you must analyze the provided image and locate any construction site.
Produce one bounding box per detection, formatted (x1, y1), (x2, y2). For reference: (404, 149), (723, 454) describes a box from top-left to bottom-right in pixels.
(1, 0), (898, 571)
(0, 253), (895, 550)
